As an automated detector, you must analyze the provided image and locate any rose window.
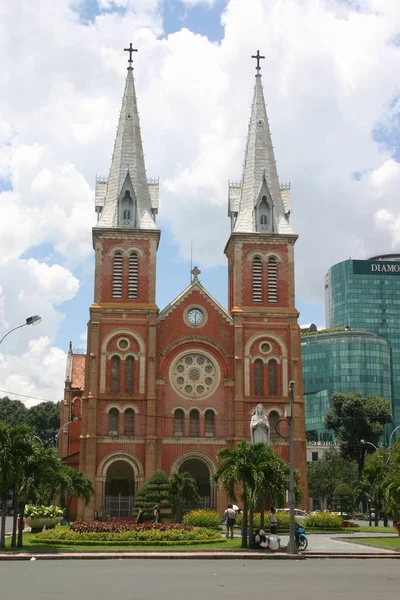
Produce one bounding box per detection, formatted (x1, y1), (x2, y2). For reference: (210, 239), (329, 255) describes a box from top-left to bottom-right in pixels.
(171, 353), (219, 399)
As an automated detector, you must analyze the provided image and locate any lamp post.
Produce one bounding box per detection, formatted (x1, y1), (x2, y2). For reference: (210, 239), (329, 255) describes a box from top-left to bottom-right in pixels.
(0, 315), (42, 345)
(56, 417), (80, 449)
(287, 380), (296, 554)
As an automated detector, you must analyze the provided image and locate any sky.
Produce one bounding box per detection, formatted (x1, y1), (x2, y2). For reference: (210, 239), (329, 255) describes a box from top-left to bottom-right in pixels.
(0, 0), (400, 406)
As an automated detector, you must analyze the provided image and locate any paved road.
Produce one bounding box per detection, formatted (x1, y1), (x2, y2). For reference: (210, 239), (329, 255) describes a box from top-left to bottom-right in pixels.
(0, 559), (399, 600)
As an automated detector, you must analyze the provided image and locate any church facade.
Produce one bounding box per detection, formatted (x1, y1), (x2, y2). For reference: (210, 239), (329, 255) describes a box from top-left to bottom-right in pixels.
(59, 51), (308, 520)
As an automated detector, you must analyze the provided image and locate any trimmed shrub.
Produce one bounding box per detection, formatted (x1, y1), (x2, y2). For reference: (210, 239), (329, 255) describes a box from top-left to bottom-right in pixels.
(34, 526), (221, 546)
(183, 510), (221, 529)
(305, 512), (342, 529)
(25, 505), (64, 519)
(133, 471), (173, 521)
(70, 520), (191, 534)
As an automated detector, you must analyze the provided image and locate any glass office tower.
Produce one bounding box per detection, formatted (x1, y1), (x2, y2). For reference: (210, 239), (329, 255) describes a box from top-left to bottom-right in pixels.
(302, 330), (392, 441)
(325, 254), (400, 429)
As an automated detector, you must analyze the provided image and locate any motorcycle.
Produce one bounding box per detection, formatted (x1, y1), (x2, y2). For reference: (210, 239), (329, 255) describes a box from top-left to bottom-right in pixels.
(295, 523), (308, 550)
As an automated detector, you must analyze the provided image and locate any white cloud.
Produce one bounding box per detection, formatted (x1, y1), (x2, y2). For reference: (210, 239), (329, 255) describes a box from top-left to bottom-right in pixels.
(1, 0), (400, 399)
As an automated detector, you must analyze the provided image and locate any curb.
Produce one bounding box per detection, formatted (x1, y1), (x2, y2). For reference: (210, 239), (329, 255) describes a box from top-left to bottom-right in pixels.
(0, 551), (399, 561)
(0, 551), (304, 561)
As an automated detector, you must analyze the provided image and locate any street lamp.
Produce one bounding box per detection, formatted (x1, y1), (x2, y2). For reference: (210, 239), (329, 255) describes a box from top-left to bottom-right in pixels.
(0, 315), (42, 345)
(287, 380), (296, 554)
(56, 417), (80, 446)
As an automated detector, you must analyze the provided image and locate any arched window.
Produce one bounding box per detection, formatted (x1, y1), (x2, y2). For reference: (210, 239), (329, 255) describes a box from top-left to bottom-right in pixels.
(125, 356), (134, 393)
(189, 410), (199, 437)
(110, 356), (120, 393)
(254, 359), (264, 396)
(174, 409), (184, 436)
(124, 408), (134, 436)
(205, 410), (215, 437)
(128, 252), (139, 299)
(72, 399), (81, 417)
(252, 256), (263, 303)
(267, 257), (278, 303)
(112, 252), (123, 299)
(268, 359), (278, 396)
(260, 215), (267, 225)
(257, 195), (271, 232)
(109, 408), (119, 436)
(269, 410), (279, 443)
(120, 190), (134, 226)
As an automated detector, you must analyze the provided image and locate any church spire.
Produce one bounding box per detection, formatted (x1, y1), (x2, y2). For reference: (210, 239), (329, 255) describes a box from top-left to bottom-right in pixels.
(228, 52), (293, 235)
(96, 46), (158, 230)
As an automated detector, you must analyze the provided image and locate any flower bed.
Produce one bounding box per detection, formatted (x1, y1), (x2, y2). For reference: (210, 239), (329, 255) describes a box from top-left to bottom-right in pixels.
(305, 512), (342, 529)
(70, 520), (191, 534)
(34, 525), (222, 546)
(183, 510), (221, 529)
(235, 512), (290, 530)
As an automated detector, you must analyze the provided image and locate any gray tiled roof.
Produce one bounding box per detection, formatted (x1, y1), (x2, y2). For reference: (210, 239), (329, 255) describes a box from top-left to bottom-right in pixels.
(231, 75), (294, 235)
(97, 68), (158, 230)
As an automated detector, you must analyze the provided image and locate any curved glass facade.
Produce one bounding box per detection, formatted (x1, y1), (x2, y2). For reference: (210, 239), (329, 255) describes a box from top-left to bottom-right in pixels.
(302, 331), (391, 441)
(325, 258), (400, 429)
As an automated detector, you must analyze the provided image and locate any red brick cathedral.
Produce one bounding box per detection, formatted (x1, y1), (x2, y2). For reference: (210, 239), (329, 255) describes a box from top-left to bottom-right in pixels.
(60, 50), (308, 520)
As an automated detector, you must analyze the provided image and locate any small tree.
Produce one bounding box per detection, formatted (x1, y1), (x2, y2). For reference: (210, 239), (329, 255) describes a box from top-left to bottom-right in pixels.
(325, 392), (392, 476)
(133, 471), (173, 521)
(333, 483), (354, 515)
(169, 471), (199, 523)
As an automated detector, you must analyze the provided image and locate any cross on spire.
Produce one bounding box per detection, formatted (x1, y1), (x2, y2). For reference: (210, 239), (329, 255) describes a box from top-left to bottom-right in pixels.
(124, 43), (138, 68)
(191, 266), (201, 282)
(251, 50), (265, 74)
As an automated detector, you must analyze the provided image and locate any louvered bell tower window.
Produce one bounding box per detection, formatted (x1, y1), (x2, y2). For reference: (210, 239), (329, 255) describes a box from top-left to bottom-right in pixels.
(252, 256), (263, 303)
(128, 252), (139, 299)
(268, 359), (278, 396)
(254, 359), (264, 396)
(110, 356), (120, 393)
(112, 252), (123, 299)
(267, 257), (278, 303)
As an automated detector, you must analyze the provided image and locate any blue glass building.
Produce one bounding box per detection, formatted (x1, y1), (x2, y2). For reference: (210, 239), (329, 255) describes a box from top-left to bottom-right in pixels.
(325, 254), (400, 431)
(302, 329), (392, 441)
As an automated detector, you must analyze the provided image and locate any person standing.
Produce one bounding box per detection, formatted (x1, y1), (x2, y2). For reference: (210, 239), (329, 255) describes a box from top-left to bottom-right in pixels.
(268, 506), (278, 535)
(224, 503), (236, 539)
(151, 505), (159, 524)
(136, 507), (144, 524)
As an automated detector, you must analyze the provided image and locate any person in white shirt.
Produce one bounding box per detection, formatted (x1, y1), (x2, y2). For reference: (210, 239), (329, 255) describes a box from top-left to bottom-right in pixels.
(224, 503), (236, 539)
(268, 506), (278, 534)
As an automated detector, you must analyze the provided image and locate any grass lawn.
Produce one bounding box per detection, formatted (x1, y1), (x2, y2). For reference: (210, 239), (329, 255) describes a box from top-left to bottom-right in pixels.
(350, 537), (400, 550)
(1, 533), (245, 554)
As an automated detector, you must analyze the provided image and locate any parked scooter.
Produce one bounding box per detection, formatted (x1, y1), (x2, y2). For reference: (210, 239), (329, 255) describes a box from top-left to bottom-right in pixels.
(295, 523), (308, 550)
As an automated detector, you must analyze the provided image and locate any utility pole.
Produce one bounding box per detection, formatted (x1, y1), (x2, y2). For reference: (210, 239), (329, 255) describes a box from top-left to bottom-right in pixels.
(287, 380), (296, 554)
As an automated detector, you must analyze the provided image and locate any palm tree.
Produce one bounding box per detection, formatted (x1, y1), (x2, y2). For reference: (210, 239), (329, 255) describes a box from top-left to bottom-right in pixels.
(212, 441), (269, 548)
(0, 423), (36, 548)
(59, 468), (94, 521)
(169, 471), (199, 523)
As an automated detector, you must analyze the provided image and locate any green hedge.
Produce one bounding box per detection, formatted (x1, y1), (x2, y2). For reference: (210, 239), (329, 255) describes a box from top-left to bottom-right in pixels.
(34, 526), (221, 545)
(183, 510), (221, 529)
(33, 538), (224, 547)
(305, 512), (342, 529)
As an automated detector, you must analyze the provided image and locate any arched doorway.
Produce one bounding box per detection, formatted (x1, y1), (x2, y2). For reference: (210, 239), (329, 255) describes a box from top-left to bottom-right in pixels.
(179, 458), (215, 509)
(105, 460), (135, 518)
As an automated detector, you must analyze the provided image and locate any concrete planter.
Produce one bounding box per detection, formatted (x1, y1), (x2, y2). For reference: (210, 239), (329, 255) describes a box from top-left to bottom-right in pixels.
(25, 517), (62, 532)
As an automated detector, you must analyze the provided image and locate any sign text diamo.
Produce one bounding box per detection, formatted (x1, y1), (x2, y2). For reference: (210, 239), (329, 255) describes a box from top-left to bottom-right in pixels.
(371, 263), (400, 273)
(352, 260), (400, 275)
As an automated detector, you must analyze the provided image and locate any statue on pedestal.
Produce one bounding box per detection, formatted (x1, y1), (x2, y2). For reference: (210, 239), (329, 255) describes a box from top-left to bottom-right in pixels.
(250, 403), (270, 446)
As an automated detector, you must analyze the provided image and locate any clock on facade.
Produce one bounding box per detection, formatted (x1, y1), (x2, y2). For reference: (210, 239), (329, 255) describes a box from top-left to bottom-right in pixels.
(187, 308), (204, 326)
